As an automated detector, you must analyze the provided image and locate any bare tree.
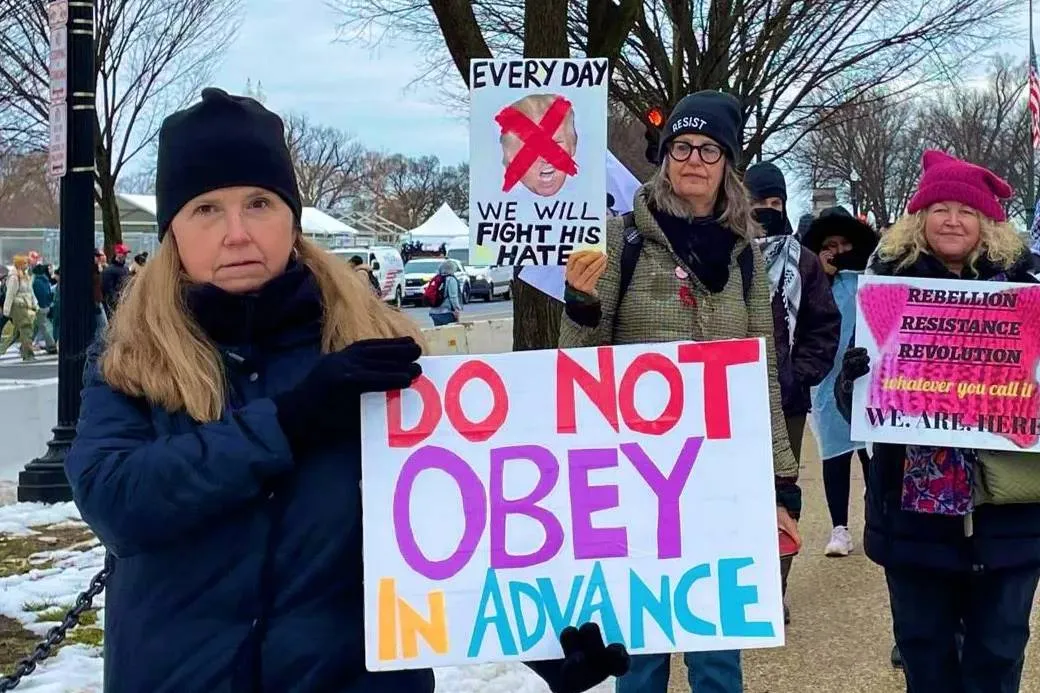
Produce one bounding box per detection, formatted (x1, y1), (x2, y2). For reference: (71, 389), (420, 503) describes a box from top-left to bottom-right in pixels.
(329, 0), (641, 351)
(332, 0), (1017, 165)
(359, 153), (468, 228)
(918, 56), (1034, 223)
(284, 113), (366, 212)
(795, 57), (1037, 227)
(789, 92), (924, 226)
(0, 0), (244, 252)
(0, 146), (57, 226)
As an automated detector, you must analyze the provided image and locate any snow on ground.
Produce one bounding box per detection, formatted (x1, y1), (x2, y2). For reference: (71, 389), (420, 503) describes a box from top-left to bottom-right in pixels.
(0, 502), (616, 693)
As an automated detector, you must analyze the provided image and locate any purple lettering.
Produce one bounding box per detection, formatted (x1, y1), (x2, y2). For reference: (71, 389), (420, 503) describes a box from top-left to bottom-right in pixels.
(490, 445), (565, 569)
(621, 436), (703, 559)
(567, 448), (628, 560)
(393, 445), (487, 580)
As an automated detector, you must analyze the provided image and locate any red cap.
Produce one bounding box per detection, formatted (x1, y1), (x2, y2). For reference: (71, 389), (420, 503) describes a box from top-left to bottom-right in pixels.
(114, 243), (131, 255)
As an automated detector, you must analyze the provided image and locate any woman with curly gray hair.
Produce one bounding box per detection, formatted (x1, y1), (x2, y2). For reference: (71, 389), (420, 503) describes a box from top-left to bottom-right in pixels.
(560, 90), (800, 693)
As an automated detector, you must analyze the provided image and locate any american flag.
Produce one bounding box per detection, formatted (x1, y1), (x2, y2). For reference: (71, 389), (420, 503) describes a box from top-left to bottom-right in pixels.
(1030, 37), (1040, 149)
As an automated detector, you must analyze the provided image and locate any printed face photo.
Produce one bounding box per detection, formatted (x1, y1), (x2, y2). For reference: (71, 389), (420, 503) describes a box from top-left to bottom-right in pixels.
(497, 93), (578, 197)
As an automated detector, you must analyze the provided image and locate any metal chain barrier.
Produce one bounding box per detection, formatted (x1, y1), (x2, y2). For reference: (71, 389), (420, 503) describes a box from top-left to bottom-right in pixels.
(0, 564), (110, 691)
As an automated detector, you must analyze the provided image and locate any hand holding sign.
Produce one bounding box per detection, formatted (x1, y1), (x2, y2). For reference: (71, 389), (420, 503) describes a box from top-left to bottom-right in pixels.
(565, 250), (607, 296)
(527, 622), (630, 693)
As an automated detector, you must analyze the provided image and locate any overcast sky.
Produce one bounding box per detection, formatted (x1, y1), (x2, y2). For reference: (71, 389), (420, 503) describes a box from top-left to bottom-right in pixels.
(208, 0), (1035, 217)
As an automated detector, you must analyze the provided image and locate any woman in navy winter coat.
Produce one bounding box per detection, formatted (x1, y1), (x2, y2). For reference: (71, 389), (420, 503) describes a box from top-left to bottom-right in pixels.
(64, 88), (628, 693)
(836, 151), (1040, 693)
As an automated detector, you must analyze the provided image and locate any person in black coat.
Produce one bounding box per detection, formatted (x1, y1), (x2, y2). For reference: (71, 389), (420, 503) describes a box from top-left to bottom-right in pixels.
(835, 150), (1040, 693)
(65, 88), (628, 693)
(100, 242), (130, 316)
(745, 163), (841, 625)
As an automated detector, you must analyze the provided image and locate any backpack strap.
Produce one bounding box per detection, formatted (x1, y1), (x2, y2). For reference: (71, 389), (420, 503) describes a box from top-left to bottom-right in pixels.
(617, 212), (642, 306)
(737, 244), (754, 306)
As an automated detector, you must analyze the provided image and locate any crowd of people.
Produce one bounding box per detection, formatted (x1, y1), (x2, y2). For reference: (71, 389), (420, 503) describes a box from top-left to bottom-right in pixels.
(55, 84), (1040, 693)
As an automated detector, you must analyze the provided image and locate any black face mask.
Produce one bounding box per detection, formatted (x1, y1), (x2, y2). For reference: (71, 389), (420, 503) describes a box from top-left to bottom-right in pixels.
(831, 245), (871, 272)
(753, 207), (787, 237)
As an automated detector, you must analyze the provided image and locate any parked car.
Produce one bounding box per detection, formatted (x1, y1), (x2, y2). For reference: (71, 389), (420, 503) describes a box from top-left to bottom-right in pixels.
(402, 257), (470, 306)
(330, 246), (405, 306)
(445, 247), (511, 302)
(466, 265), (512, 301)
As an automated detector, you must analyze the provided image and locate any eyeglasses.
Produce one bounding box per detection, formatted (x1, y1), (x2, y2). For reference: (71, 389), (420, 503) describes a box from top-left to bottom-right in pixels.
(667, 141), (724, 165)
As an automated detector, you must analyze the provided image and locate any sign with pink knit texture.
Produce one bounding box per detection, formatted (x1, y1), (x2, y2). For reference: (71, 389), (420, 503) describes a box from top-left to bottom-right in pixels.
(850, 275), (1040, 451)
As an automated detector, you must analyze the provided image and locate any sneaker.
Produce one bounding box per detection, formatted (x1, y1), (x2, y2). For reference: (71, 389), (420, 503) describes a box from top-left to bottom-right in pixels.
(825, 526), (854, 557)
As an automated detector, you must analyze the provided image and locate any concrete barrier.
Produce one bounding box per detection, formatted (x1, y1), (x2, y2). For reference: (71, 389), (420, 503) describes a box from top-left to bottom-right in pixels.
(0, 318), (517, 481)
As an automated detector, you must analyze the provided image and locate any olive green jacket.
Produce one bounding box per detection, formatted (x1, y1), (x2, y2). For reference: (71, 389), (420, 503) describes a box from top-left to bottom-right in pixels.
(559, 186), (800, 509)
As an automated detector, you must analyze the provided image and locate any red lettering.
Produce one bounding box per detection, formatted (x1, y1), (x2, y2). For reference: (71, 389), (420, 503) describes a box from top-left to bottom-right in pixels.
(618, 353), (683, 435)
(555, 347), (619, 434)
(678, 339), (761, 439)
(387, 375), (442, 448)
(444, 360), (508, 443)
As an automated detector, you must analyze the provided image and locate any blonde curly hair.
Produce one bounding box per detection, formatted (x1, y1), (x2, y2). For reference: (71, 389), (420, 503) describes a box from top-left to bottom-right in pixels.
(875, 209), (1025, 272)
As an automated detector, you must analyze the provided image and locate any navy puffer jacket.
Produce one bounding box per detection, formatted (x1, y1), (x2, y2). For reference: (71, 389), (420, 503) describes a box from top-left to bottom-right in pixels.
(65, 267), (431, 693)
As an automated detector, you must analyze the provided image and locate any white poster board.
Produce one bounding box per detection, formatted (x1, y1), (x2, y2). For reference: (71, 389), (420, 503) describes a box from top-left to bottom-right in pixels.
(469, 58), (608, 268)
(361, 340), (784, 671)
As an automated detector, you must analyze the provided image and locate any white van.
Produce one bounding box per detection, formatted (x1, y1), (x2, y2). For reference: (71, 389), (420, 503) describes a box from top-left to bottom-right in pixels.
(330, 246), (406, 306)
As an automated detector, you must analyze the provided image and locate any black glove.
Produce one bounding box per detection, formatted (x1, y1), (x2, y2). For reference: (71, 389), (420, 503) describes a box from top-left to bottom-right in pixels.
(525, 622), (630, 693)
(841, 347), (870, 382)
(273, 337), (422, 455)
(835, 346), (870, 422)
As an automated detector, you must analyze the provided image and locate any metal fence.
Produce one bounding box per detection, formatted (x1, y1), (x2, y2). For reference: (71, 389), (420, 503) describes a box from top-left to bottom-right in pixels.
(0, 229), (164, 267)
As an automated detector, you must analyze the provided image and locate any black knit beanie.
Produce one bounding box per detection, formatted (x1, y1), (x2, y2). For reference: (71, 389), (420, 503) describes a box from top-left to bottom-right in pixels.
(155, 87), (302, 241)
(659, 90), (743, 163)
(744, 162), (787, 203)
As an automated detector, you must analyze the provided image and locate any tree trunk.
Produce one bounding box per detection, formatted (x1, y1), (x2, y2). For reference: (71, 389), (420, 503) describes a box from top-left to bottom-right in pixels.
(95, 163), (123, 258)
(509, 0), (571, 352)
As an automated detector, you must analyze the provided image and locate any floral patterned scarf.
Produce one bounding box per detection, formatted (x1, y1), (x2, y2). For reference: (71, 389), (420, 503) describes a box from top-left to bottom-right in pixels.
(901, 268), (1009, 516)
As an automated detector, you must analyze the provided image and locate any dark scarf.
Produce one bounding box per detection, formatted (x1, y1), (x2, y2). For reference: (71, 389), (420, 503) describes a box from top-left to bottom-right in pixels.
(650, 206), (738, 293)
(184, 260), (324, 347)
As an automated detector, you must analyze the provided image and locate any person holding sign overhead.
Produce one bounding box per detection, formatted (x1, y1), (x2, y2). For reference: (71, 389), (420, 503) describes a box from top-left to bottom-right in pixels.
(836, 150), (1040, 693)
(63, 88), (629, 693)
(560, 90), (800, 693)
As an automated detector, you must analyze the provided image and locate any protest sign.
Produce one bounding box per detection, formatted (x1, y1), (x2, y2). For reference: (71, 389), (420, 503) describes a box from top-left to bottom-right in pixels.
(851, 275), (1040, 450)
(361, 340), (784, 671)
(469, 58), (608, 268)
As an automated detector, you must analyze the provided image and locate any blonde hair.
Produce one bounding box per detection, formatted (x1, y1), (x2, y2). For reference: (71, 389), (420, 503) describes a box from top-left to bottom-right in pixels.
(11, 255), (28, 273)
(876, 210), (1025, 272)
(101, 234), (426, 422)
(650, 159), (760, 240)
(499, 94), (577, 146)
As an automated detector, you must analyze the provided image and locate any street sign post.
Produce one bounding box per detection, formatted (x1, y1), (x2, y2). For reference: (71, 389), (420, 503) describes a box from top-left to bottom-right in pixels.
(47, 0), (69, 180)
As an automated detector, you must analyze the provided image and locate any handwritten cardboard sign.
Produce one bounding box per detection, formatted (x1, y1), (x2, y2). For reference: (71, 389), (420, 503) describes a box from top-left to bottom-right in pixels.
(852, 274), (1040, 450)
(361, 340), (784, 670)
(468, 58), (608, 267)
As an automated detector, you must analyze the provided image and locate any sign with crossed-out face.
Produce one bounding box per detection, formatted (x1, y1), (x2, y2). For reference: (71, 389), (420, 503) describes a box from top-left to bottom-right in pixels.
(468, 58), (607, 268)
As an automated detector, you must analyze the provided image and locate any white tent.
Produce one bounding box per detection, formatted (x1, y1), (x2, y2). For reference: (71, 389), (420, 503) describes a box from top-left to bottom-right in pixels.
(408, 203), (468, 249)
(103, 193), (360, 240)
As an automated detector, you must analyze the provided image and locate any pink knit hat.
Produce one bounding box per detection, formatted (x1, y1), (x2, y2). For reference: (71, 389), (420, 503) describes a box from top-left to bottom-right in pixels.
(907, 150), (1012, 222)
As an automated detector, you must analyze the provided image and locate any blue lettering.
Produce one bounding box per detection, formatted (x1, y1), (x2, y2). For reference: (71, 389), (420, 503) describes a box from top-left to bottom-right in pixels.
(675, 562), (716, 636)
(628, 570), (675, 648)
(718, 557), (773, 638)
(468, 568), (519, 657)
(509, 581), (547, 651)
(576, 562), (625, 647)
(537, 574), (584, 637)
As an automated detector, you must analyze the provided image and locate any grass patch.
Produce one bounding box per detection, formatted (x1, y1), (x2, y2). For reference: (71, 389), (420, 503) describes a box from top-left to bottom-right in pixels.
(0, 525), (96, 578)
(0, 614), (44, 674)
(33, 607), (97, 627)
(64, 627), (102, 647)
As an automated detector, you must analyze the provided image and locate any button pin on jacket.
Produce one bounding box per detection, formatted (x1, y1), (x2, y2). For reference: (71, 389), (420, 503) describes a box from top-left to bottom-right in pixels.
(674, 266), (688, 280)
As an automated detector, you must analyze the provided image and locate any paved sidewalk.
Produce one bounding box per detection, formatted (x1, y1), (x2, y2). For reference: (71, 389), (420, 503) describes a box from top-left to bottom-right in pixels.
(665, 432), (1040, 692)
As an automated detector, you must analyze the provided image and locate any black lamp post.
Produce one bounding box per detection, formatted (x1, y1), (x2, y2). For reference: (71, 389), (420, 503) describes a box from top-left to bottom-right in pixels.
(18, 0), (96, 503)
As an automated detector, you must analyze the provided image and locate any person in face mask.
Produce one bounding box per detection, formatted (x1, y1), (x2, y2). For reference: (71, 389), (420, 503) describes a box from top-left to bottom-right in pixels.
(800, 206), (879, 561)
(746, 162), (841, 623)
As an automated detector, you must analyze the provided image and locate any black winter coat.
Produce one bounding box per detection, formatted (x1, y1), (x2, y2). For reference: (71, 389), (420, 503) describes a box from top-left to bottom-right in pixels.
(837, 251), (1040, 573)
(771, 245), (840, 416)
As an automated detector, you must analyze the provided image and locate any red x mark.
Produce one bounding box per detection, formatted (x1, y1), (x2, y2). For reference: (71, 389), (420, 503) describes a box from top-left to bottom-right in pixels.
(495, 95), (579, 193)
